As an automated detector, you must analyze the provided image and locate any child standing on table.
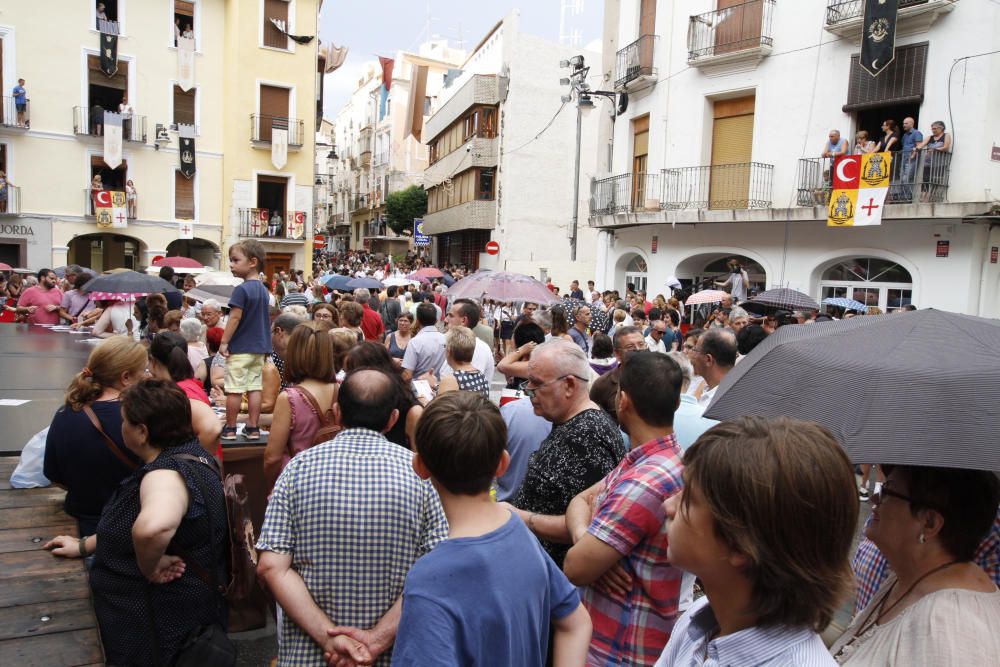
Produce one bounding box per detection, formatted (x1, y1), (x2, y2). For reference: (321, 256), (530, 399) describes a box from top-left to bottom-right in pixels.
(220, 239), (272, 441)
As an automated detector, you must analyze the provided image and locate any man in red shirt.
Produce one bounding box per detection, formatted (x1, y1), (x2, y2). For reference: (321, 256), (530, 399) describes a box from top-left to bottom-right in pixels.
(355, 287), (385, 342)
(17, 269), (65, 325)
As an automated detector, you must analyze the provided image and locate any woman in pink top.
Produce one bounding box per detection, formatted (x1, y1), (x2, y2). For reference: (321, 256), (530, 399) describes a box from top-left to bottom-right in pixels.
(263, 322), (338, 492)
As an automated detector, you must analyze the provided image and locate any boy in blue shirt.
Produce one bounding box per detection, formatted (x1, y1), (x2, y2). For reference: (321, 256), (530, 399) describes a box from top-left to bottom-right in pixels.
(220, 239), (271, 441)
(393, 391), (591, 666)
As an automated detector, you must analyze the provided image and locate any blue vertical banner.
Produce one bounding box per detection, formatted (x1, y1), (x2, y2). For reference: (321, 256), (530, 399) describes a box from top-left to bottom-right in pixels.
(413, 219), (430, 246)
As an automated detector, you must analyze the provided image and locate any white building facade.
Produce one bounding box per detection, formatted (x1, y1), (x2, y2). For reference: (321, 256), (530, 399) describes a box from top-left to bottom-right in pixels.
(591, 0), (1000, 316)
(422, 11), (603, 287)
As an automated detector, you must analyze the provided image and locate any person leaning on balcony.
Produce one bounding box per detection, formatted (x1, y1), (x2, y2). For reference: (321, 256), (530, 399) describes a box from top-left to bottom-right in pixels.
(875, 119), (901, 153)
(854, 130), (875, 155)
(916, 121), (952, 203)
(823, 130), (849, 163)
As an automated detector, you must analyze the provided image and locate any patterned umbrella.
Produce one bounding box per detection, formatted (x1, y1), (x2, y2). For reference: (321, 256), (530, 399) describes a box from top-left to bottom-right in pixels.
(704, 309), (1000, 470)
(684, 289), (729, 306)
(446, 270), (561, 305)
(822, 297), (868, 313)
(746, 288), (820, 311)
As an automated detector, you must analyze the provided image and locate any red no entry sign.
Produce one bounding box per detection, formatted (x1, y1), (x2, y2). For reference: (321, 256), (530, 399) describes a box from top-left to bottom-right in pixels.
(314, 235), (326, 249)
(486, 241), (500, 255)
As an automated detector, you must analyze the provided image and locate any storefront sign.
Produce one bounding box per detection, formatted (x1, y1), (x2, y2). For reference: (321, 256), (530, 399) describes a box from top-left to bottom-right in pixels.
(0, 223), (34, 236)
(936, 240), (950, 258)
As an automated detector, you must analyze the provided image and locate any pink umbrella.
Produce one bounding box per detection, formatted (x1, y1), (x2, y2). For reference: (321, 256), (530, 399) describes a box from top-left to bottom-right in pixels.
(445, 271), (561, 304)
(151, 256), (205, 274)
(0, 262), (12, 272)
(407, 267), (444, 281)
(684, 289), (729, 306)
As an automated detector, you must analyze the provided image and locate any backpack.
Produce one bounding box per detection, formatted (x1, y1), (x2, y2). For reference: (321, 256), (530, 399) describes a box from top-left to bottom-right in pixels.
(296, 385), (340, 446)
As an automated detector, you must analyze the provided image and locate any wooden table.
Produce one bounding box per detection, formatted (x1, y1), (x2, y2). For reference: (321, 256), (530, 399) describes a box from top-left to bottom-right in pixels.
(0, 457), (104, 666)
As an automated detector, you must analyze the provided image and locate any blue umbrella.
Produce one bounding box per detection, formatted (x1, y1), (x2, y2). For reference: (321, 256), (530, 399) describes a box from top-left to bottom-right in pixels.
(322, 274), (353, 291)
(822, 297), (868, 313)
(346, 276), (384, 290)
(440, 271), (456, 287)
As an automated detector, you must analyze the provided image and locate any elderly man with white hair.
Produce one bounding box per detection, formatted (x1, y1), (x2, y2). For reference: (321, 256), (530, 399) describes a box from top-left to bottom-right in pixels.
(502, 339), (626, 568)
(199, 299), (227, 332)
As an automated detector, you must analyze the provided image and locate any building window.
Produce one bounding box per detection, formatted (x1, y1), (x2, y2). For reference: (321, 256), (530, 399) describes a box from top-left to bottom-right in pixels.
(173, 85), (196, 126)
(820, 257), (913, 312)
(175, 170), (195, 220)
(173, 0), (196, 47)
(95, 1), (120, 31)
(263, 0), (290, 50)
(86, 55), (128, 135)
(477, 169), (495, 200)
(463, 107), (497, 141)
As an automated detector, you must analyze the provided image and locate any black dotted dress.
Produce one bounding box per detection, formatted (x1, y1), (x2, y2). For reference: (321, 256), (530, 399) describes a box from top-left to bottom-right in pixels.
(89, 439), (228, 666)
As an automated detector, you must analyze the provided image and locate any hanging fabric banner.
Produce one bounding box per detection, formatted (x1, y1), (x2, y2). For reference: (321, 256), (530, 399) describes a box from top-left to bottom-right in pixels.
(178, 36), (195, 91)
(94, 190), (113, 229)
(179, 220), (194, 240)
(178, 124), (196, 179)
(103, 111), (123, 169)
(320, 42), (349, 73)
(99, 29), (118, 77)
(405, 65), (429, 141)
(111, 191), (128, 229)
(860, 0), (899, 76)
(378, 57), (394, 91)
(287, 211), (305, 240)
(827, 152), (893, 227)
(271, 116), (288, 170)
(268, 18), (315, 44)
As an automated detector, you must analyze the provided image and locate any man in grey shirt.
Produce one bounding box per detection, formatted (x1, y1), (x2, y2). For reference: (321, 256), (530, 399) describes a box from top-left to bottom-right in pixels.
(401, 302), (447, 380)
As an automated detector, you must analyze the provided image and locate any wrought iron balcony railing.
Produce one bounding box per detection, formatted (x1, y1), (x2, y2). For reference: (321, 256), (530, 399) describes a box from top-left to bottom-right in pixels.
(237, 208), (295, 238)
(250, 114), (304, 146)
(615, 35), (657, 89)
(796, 148), (952, 207)
(688, 0), (775, 60)
(591, 163), (774, 215)
(73, 107), (147, 142)
(0, 96), (29, 129)
(826, 0), (929, 25)
(84, 188), (138, 219)
(0, 185), (20, 215)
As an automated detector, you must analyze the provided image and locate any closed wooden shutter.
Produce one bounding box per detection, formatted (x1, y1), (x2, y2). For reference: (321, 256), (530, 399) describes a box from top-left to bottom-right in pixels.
(263, 0), (289, 49)
(710, 96), (755, 209)
(173, 85), (195, 125)
(259, 85), (289, 142)
(87, 54), (127, 90)
(844, 42), (928, 111)
(632, 116), (650, 208)
(175, 170), (194, 219)
(715, 0), (764, 54)
(175, 0), (194, 17)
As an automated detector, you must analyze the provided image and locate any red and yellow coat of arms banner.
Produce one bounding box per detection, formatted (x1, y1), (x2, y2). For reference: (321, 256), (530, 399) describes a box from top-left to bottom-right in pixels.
(827, 152), (892, 227)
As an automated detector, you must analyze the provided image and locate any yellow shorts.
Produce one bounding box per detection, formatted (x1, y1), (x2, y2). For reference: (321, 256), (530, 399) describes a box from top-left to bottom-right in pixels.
(224, 353), (266, 394)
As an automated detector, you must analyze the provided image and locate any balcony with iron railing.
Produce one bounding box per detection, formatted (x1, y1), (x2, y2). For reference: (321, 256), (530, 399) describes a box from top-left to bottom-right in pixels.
(0, 97), (29, 130)
(591, 163), (774, 216)
(0, 185), (21, 215)
(84, 188), (138, 220)
(236, 208), (304, 239)
(796, 148), (952, 207)
(615, 35), (657, 91)
(349, 194), (370, 213)
(824, 0), (955, 36)
(250, 114), (304, 147)
(73, 107), (147, 142)
(688, 0), (775, 68)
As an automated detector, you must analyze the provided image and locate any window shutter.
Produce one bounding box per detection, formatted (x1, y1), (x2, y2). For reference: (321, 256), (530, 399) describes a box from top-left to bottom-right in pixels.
(174, 86), (196, 125)
(175, 171), (195, 219)
(263, 0), (289, 49)
(844, 42), (929, 112)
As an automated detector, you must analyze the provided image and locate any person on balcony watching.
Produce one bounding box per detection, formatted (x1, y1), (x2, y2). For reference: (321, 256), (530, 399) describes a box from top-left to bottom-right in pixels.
(12, 78), (27, 128)
(268, 210), (284, 238)
(853, 130), (875, 155)
(875, 119), (901, 153)
(822, 129), (849, 183)
(899, 117), (923, 201)
(917, 121), (953, 203)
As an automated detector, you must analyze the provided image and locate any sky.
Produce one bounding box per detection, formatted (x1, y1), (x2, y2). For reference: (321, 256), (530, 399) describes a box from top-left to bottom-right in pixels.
(318, 0), (604, 120)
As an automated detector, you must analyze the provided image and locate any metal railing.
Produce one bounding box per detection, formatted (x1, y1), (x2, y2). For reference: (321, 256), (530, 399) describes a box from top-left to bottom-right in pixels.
(250, 114), (304, 146)
(237, 208), (294, 238)
(826, 0), (928, 24)
(84, 188), (137, 219)
(0, 96), (29, 129)
(796, 148), (952, 206)
(72, 107), (147, 142)
(0, 185), (20, 215)
(349, 194), (369, 212)
(591, 163), (774, 215)
(688, 0), (775, 60)
(615, 35), (657, 89)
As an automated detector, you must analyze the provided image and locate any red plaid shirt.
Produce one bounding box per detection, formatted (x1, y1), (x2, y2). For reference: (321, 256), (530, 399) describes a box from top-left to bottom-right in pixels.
(582, 434), (685, 666)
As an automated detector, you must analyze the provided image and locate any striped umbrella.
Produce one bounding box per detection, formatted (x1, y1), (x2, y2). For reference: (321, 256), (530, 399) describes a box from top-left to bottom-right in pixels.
(746, 288), (820, 311)
(704, 309), (1000, 470)
(822, 297), (868, 313)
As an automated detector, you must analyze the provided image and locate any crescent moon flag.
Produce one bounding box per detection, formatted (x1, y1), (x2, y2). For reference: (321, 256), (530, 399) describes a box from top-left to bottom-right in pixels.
(828, 152), (892, 227)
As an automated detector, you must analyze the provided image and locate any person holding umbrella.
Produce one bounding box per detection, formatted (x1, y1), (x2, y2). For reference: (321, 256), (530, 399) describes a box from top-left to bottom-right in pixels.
(830, 466), (1000, 664)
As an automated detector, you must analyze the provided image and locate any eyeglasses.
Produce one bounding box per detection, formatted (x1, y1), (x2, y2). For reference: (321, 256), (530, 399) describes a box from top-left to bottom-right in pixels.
(519, 374), (586, 398)
(871, 486), (915, 506)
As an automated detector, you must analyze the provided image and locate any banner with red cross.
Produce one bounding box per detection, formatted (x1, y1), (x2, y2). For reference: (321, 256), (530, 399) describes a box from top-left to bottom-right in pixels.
(827, 152), (892, 227)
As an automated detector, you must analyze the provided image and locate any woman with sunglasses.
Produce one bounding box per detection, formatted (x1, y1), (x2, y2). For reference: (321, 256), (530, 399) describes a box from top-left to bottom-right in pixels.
(830, 465), (1000, 664)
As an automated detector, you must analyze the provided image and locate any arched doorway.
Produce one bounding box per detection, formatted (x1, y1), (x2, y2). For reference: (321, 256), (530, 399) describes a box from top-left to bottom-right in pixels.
(67, 233), (145, 272)
(675, 252), (767, 295)
(819, 257), (913, 311)
(614, 252), (649, 294)
(166, 238), (220, 268)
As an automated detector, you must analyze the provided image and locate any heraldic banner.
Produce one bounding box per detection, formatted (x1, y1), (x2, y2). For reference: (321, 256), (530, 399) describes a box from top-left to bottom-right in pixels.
(178, 124), (196, 178)
(860, 0), (899, 77)
(103, 111), (123, 169)
(111, 191), (128, 229)
(286, 211), (305, 240)
(94, 190), (114, 229)
(827, 152), (893, 227)
(271, 117), (288, 170)
(99, 30), (118, 76)
(178, 36), (196, 91)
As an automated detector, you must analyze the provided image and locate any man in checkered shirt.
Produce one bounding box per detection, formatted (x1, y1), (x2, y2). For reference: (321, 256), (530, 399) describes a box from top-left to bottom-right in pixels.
(563, 351), (690, 666)
(257, 369), (448, 666)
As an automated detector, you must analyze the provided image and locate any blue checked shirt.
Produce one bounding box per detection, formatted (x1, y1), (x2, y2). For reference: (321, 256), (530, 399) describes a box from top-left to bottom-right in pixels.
(257, 427), (448, 666)
(654, 597), (837, 666)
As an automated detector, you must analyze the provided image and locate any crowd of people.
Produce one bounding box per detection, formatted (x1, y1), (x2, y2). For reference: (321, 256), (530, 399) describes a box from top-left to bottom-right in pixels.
(5, 243), (995, 667)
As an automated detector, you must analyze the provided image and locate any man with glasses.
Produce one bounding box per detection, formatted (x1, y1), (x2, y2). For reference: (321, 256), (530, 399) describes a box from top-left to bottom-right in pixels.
(589, 326), (646, 414)
(645, 321), (669, 354)
(690, 328), (737, 407)
(502, 340), (626, 568)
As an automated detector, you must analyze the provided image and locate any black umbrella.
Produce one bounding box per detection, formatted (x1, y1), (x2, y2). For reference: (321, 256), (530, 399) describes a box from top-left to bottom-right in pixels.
(53, 265), (97, 279)
(83, 271), (180, 298)
(186, 285), (235, 303)
(745, 287), (820, 311)
(704, 309), (1000, 471)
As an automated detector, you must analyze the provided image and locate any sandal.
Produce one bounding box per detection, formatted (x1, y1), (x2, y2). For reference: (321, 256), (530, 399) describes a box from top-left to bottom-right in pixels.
(243, 426), (261, 441)
(220, 425), (238, 441)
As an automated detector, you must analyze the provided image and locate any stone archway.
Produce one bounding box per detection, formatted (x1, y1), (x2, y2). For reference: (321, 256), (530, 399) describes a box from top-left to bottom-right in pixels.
(613, 249), (649, 294)
(67, 232), (146, 272)
(674, 250), (769, 294)
(166, 238), (220, 269)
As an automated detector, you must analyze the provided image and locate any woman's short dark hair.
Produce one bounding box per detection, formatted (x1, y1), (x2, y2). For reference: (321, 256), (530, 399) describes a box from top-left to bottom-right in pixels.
(121, 379), (195, 450)
(513, 322), (545, 347)
(736, 324), (769, 356)
(882, 465), (1000, 561)
(682, 417), (859, 632)
(591, 332), (613, 359)
(149, 331), (194, 381)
